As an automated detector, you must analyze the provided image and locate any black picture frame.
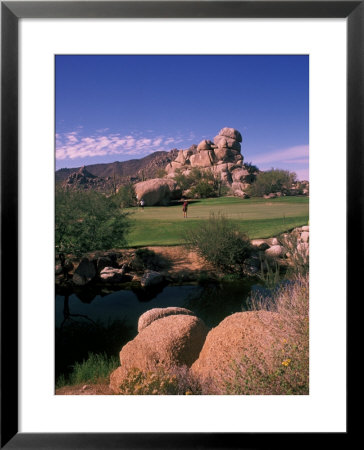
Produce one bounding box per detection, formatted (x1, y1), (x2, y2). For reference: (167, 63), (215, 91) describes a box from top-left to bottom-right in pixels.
(1, 1), (358, 448)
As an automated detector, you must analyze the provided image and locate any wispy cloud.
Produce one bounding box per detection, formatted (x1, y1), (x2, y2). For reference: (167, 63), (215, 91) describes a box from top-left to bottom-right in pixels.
(56, 130), (184, 161)
(252, 145), (309, 166)
(250, 145), (309, 180)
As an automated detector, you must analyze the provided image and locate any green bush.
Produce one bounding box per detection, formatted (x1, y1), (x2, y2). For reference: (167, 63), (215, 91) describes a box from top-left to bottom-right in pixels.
(247, 168), (296, 197)
(175, 168), (220, 198)
(55, 189), (130, 256)
(56, 352), (119, 388)
(190, 179), (217, 198)
(115, 182), (137, 208)
(184, 213), (252, 274)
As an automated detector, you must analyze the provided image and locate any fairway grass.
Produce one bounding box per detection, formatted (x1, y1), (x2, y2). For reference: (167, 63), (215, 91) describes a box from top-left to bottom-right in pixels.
(126, 196), (309, 247)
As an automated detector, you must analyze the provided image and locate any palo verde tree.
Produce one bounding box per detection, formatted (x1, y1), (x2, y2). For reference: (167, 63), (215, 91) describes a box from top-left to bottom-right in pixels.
(114, 182), (137, 208)
(55, 188), (130, 257)
(246, 168), (297, 197)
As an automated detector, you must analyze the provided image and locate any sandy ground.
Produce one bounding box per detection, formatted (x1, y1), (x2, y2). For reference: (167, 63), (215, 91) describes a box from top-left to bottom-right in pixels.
(56, 383), (114, 395)
(146, 245), (215, 276)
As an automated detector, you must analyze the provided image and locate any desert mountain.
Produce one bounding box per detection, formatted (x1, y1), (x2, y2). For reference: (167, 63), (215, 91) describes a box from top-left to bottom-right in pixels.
(56, 149), (179, 185)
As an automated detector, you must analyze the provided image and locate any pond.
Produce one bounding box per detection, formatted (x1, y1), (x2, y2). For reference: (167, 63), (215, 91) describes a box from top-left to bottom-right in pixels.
(55, 280), (257, 380)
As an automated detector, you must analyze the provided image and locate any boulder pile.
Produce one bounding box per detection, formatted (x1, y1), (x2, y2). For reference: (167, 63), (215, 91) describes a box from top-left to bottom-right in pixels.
(164, 127), (255, 198)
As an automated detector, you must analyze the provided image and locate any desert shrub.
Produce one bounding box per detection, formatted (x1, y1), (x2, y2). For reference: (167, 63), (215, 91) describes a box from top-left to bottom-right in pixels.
(131, 248), (168, 272)
(173, 170), (191, 192)
(190, 179), (217, 198)
(184, 213), (252, 274)
(118, 366), (202, 395)
(56, 352), (119, 388)
(246, 168), (296, 197)
(219, 274), (309, 395)
(243, 162), (259, 183)
(279, 230), (309, 276)
(175, 168), (221, 198)
(55, 189), (130, 256)
(257, 254), (281, 289)
(115, 182), (137, 208)
(244, 161), (259, 175)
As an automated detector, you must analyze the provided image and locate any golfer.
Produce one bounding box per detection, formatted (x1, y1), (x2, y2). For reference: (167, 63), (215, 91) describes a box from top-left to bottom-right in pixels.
(182, 200), (188, 218)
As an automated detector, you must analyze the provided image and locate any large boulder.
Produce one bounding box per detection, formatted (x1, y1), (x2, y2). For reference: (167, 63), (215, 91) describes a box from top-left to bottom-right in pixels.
(109, 315), (209, 392)
(138, 307), (195, 333)
(134, 178), (179, 206)
(189, 150), (214, 167)
(213, 135), (241, 151)
(73, 258), (96, 286)
(191, 311), (278, 389)
(213, 146), (236, 163)
(217, 127), (243, 142)
(174, 150), (186, 164)
(265, 245), (285, 258)
(119, 315), (208, 369)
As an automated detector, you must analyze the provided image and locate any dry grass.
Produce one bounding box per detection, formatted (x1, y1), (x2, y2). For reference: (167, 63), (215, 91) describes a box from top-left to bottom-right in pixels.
(279, 230), (309, 276)
(117, 365), (202, 395)
(215, 274), (309, 395)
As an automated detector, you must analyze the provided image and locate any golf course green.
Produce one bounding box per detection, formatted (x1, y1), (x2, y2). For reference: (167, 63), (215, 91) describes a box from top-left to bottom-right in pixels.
(126, 196), (309, 247)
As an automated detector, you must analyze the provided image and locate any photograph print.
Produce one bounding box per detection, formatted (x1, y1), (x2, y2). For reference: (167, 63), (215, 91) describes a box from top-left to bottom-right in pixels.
(55, 55), (309, 395)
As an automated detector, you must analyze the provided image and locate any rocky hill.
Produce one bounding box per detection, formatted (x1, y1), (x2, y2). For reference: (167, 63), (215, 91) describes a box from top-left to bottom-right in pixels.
(56, 149), (179, 186)
(61, 166), (112, 191)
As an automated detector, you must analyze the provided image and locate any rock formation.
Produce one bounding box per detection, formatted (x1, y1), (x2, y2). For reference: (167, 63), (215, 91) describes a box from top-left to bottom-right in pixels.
(164, 127), (254, 198)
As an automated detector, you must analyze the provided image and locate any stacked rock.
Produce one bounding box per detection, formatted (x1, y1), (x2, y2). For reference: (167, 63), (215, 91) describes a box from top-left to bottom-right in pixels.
(190, 139), (215, 167)
(213, 127), (243, 163)
(196, 139), (214, 152)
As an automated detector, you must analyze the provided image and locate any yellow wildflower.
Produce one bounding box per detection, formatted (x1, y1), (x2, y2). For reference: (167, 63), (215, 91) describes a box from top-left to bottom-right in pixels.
(282, 359), (291, 367)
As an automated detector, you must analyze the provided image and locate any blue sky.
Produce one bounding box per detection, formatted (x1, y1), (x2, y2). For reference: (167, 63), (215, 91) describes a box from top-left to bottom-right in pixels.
(56, 55), (309, 180)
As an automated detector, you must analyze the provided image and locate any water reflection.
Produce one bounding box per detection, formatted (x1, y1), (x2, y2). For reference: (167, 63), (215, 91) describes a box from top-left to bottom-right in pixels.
(184, 280), (254, 328)
(55, 281), (255, 380)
